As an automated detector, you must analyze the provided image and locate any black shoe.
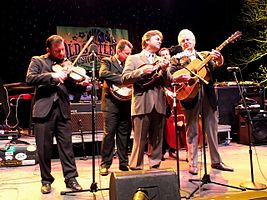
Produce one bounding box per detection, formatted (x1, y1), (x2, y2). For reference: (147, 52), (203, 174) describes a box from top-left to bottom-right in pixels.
(119, 165), (129, 171)
(130, 167), (142, 171)
(99, 165), (109, 176)
(41, 183), (51, 194)
(211, 162), (234, 172)
(151, 164), (160, 169)
(65, 179), (83, 191)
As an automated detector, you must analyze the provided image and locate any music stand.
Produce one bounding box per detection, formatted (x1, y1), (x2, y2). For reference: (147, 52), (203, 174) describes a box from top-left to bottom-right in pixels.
(230, 70), (267, 190)
(187, 80), (245, 199)
(61, 45), (109, 198)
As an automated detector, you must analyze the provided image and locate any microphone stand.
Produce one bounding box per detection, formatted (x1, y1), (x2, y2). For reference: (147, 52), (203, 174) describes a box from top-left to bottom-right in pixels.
(171, 84), (181, 189)
(61, 49), (109, 198)
(187, 78), (245, 199)
(231, 71), (267, 190)
(171, 83), (189, 199)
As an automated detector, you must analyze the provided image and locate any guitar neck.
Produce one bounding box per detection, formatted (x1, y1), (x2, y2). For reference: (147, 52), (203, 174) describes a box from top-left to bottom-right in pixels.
(197, 39), (230, 70)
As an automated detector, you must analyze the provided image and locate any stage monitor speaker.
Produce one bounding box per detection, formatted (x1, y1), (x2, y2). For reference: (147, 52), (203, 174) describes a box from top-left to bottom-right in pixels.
(71, 112), (104, 134)
(109, 169), (180, 200)
(238, 113), (267, 145)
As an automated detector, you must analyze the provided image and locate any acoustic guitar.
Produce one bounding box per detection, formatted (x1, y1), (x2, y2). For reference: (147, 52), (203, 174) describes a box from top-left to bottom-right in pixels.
(173, 31), (242, 101)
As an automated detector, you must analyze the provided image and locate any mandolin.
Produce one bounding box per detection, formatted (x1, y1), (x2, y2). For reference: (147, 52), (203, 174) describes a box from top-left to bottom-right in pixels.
(173, 31), (242, 101)
(136, 50), (193, 90)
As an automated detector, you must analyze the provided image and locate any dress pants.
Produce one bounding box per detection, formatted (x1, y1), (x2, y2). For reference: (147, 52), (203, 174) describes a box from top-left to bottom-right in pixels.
(130, 108), (164, 169)
(34, 103), (78, 184)
(101, 111), (131, 168)
(184, 93), (222, 168)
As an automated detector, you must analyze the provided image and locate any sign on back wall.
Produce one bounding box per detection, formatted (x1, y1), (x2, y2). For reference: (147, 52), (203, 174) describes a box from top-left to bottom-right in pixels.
(57, 26), (129, 71)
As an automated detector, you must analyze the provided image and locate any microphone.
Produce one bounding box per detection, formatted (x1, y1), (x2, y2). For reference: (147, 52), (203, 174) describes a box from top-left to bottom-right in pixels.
(227, 66), (240, 72)
(168, 45), (183, 53)
(88, 44), (98, 57)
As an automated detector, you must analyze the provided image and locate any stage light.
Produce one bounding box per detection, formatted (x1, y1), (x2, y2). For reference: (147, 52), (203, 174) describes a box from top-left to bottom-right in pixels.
(132, 188), (149, 200)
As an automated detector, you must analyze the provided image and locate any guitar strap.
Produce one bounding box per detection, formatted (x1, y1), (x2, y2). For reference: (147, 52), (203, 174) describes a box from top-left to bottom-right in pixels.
(195, 51), (205, 61)
(196, 51), (211, 74)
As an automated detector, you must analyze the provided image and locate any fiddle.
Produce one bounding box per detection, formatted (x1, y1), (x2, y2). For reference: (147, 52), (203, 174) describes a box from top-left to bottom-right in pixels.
(52, 60), (90, 83)
(52, 35), (94, 84)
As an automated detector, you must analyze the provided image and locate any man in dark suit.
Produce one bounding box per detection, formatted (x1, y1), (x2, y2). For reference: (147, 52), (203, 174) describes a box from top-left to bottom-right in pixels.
(170, 29), (234, 175)
(25, 35), (90, 194)
(122, 30), (172, 170)
(98, 39), (133, 176)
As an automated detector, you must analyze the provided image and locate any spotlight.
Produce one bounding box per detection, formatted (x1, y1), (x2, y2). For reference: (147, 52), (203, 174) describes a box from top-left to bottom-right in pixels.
(133, 188), (149, 200)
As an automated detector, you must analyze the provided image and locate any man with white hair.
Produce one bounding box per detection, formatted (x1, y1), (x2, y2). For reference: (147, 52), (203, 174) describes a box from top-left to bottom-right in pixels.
(170, 29), (234, 175)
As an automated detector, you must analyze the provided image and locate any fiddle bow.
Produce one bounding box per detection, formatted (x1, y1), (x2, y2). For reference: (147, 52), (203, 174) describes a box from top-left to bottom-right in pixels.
(52, 36), (94, 82)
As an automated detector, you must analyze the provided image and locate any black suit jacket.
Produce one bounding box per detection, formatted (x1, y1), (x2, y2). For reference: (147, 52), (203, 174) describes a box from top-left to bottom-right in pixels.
(99, 56), (131, 113)
(25, 54), (82, 119)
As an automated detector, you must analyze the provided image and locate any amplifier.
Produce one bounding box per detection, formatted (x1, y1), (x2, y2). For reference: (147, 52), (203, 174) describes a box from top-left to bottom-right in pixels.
(70, 102), (104, 134)
(0, 143), (37, 167)
(71, 112), (104, 134)
(215, 85), (264, 135)
(70, 101), (101, 113)
(0, 131), (19, 140)
(238, 111), (267, 145)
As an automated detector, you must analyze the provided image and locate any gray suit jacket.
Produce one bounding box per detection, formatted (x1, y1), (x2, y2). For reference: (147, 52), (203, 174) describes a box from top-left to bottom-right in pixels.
(122, 51), (172, 116)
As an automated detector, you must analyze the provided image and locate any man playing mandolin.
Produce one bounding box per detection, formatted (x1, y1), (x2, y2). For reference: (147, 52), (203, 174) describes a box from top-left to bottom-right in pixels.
(122, 30), (172, 170)
(169, 29), (234, 175)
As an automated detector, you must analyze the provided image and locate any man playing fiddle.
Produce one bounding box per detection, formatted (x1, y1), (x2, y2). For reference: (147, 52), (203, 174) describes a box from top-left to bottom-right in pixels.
(26, 35), (90, 194)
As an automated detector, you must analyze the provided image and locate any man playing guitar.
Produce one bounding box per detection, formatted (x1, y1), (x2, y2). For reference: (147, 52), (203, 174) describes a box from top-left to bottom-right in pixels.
(169, 29), (234, 175)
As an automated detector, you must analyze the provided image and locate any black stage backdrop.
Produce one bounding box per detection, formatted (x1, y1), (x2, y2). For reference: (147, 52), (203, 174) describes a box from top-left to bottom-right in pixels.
(1, 0), (242, 84)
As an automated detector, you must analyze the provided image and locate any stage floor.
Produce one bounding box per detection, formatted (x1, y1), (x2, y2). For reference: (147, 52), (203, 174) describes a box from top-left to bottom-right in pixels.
(0, 135), (267, 200)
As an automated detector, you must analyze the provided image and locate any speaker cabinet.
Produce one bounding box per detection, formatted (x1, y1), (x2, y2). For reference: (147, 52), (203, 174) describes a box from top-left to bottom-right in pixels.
(238, 113), (267, 145)
(109, 169), (180, 200)
(215, 85), (264, 135)
(71, 112), (104, 134)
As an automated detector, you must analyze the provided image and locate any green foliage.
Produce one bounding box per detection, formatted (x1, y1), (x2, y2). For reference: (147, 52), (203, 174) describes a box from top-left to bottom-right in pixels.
(229, 0), (267, 82)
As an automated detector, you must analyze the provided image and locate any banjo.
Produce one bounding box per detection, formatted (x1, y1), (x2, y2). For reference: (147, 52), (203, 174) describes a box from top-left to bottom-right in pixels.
(109, 84), (132, 101)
